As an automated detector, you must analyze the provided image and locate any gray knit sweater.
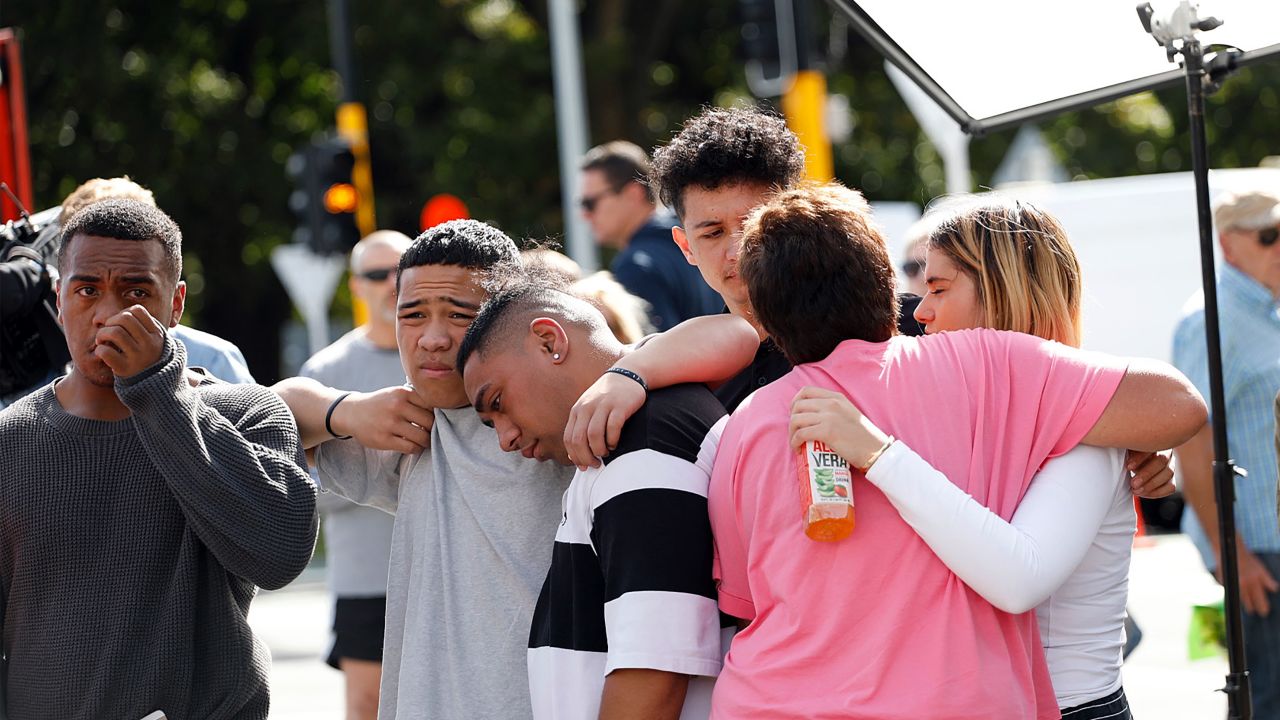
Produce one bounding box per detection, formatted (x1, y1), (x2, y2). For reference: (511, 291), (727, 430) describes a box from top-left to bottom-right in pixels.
(0, 336), (318, 719)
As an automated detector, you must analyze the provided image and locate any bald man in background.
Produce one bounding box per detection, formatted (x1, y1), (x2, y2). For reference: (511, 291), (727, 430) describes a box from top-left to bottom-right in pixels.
(298, 230), (412, 720)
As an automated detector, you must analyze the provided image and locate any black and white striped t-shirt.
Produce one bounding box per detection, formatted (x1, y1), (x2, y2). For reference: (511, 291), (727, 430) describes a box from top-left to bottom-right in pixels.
(527, 383), (730, 720)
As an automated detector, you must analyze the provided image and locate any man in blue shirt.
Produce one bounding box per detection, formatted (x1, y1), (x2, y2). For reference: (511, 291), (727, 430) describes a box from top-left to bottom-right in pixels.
(1174, 187), (1280, 714)
(578, 141), (722, 331)
(173, 324), (254, 383)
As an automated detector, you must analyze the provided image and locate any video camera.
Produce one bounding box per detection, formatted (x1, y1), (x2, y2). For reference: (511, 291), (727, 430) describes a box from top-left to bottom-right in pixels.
(1, 204), (61, 266)
(0, 185), (67, 399)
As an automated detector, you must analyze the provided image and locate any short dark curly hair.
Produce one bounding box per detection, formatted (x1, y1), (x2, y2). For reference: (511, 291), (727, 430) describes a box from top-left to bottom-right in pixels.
(650, 106), (806, 219)
(397, 219), (521, 293)
(59, 198), (183, 283)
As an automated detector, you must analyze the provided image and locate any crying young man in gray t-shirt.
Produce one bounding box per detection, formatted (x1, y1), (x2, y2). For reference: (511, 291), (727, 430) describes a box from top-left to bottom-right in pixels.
(275, 219), (756, 720)
(275, 221), (572, 720)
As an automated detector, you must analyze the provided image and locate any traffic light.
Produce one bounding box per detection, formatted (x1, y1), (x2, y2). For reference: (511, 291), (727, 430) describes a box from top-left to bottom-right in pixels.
(286, 137), (361, 255)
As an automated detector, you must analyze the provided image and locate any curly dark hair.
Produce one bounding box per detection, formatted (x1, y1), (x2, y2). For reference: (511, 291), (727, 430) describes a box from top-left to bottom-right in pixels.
(650, 106), (806, 219)
(397, 219), (521, 294)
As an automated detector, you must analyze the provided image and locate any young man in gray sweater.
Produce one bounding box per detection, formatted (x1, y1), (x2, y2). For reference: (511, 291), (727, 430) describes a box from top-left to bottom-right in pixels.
(0, 199), (318, 719)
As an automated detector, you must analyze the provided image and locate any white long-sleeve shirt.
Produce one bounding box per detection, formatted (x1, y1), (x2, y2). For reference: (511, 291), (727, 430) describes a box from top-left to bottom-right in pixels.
(866, 442), (1134, 708)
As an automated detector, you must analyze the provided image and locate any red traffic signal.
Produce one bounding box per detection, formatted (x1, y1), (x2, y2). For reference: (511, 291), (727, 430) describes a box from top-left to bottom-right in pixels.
(420, 193), (469, 231)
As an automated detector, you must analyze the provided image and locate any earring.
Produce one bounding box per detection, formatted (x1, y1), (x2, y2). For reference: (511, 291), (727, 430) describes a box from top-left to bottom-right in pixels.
(553, 353), (561, 360)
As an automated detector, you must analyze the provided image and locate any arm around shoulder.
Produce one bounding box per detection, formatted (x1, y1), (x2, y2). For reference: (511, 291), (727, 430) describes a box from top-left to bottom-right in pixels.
(272, 376), (349, 449)
(273, 377), (433, 454)
(563, 314), (757, 466)
(1082, 357), (1208, 451)
(619, 313), (760, 388)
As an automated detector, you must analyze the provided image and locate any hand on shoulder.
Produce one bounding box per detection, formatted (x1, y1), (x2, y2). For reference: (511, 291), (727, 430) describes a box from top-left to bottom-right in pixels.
(789, 386), (891, 471)
(334, 385), (435, 454)
(564, 371), (647, 470)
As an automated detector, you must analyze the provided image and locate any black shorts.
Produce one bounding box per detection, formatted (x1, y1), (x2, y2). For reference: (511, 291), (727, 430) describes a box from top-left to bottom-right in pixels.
(325, 596), (387, 669)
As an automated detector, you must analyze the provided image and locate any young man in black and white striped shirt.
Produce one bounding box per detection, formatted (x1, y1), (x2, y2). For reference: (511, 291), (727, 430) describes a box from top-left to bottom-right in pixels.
(458, 284), (729, 720)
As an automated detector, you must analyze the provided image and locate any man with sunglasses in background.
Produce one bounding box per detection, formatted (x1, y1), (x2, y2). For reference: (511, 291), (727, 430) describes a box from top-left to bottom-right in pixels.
(898, 218), (930, 298)
(298, 230), (411, 720)
(1173, 187), (1280, 716)
(579, 141), (721, 330)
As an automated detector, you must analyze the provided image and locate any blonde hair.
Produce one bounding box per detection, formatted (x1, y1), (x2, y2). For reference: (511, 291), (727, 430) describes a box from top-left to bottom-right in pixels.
(569, 271), (654, 344)
(925, 196), (1083, 347)
(521, 247), (583, 284)
(60, 176), (156, 225)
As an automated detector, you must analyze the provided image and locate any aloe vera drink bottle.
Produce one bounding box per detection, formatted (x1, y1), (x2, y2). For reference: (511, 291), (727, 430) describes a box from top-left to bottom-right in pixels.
(798, 439), (855, 541)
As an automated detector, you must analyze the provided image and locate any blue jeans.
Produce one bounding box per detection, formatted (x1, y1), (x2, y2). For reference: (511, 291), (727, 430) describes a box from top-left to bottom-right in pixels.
(1242, 552), (1280, 717)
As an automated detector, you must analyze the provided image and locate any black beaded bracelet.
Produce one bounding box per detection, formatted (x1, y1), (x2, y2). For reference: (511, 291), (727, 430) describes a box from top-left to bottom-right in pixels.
(604, 367), (648, 393)
(325, 392), (354, 440)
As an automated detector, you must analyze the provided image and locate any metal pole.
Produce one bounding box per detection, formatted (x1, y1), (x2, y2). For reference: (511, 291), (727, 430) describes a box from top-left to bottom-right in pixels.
(547, 0), (598, 272)
(779, 0), (834, 182)
(325, 0), (373, 234)
(326, 0), (376, 329)
(1184, 38), (1252, 720)
(327, 0), (357, 104)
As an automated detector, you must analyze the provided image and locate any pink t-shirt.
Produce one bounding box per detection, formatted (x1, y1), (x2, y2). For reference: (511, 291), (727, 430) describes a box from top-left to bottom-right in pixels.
(708, 329), (1127, 720)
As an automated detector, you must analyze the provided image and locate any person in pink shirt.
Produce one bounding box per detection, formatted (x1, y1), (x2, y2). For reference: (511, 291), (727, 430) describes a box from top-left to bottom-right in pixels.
(708, 183), (1206, 719)
(791, 196), (1161, 719)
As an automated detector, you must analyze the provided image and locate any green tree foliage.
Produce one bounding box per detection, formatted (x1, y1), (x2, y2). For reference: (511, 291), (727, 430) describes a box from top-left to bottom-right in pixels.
(7, 0), (340, 378)
(4, 0), (1275, 378)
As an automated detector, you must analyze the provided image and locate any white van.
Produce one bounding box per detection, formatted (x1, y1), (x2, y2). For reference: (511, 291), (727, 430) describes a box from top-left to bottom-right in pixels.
(875, 167), (1280, 362)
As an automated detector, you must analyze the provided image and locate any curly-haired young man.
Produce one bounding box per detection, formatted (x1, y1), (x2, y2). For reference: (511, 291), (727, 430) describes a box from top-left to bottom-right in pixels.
(651, 108), (802, 325)
(650, 107), (921, 412)
(561, 107), (926, 468)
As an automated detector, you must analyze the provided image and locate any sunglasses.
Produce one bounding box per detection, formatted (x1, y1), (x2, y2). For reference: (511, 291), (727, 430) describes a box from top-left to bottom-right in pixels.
(579, 189), (616, 214)
(901, 260), (924, 278)
(579, 180), (636, 213)
(1261, 227), (1280, 247)
(357, 267), (396, 282)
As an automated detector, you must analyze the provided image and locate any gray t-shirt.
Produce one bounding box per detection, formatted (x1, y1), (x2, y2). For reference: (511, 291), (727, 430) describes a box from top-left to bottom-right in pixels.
(315, 407), (571, 720)
(300, 329), (401, 597)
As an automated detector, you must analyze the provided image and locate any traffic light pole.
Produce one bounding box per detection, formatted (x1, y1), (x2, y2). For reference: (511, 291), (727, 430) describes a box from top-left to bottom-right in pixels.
(327, 0), (375, 237)
(741, 0), (833, 182)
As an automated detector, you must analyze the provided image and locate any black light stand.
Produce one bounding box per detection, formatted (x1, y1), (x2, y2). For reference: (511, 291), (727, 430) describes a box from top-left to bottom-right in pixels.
(822, 0), (1280, 710)
(1138, 2), (1249, 717)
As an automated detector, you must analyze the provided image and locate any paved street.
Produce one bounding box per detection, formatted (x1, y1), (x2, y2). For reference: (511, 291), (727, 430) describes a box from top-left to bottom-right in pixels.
(1125, 533), (1228, 718)
(249, 568), (342, 720)
(253, 533), (1231, 719)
